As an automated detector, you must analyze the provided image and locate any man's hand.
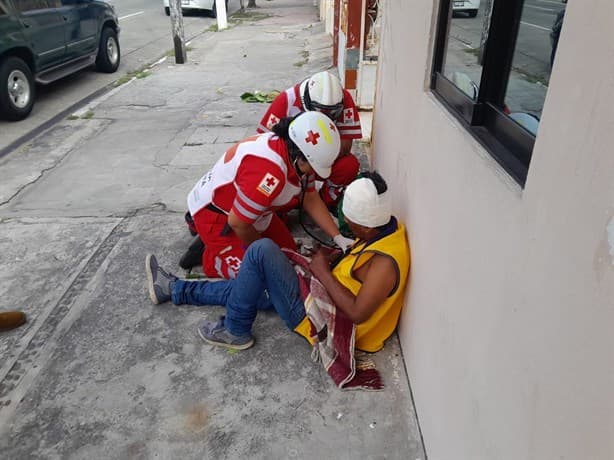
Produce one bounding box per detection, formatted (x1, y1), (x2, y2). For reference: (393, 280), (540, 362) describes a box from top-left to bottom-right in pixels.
(309, 247), (332, 280)
(310, 248), (398, 325)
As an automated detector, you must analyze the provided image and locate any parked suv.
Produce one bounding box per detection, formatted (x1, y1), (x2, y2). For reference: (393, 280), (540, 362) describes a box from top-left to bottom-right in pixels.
(0, 0), (120, 121)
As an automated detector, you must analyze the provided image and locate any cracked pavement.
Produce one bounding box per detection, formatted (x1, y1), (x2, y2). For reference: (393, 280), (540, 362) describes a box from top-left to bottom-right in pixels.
(0, 1), (424, 458)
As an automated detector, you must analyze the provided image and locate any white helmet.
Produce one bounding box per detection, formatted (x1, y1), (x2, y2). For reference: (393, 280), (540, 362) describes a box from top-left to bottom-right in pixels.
(289, 111), (341, 179)
(300, 71), (345, 120)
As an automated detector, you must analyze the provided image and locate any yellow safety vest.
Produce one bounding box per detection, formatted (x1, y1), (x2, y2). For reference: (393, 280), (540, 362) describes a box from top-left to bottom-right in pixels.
(294, 219), (410, 352)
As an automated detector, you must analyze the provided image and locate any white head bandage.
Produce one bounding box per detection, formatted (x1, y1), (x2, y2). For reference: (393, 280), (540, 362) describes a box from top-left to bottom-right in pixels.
(342, 177), (391, 228)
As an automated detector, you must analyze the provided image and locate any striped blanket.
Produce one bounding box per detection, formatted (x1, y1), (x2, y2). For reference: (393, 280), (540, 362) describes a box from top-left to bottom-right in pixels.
(283, 249), (384, 391)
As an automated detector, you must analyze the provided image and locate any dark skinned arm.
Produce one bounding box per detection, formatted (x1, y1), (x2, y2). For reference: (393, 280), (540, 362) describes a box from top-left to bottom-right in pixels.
(227, 210), (261, 247)
(340, 139), (353, 156)
(308, 248), (397, 324)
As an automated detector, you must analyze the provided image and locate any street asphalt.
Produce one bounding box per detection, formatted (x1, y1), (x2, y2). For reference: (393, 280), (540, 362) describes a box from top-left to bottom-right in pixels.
(0, 0), (243, 154)
(0, 0), (425, 458)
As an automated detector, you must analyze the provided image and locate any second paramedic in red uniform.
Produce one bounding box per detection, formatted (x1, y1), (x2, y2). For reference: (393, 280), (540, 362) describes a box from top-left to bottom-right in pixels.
(187, 111), (354, 279)
(257, 71), (363, 209)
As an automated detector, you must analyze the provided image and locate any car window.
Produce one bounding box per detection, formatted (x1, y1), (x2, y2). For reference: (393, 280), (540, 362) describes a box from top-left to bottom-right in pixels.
(16, 0), (52, 12)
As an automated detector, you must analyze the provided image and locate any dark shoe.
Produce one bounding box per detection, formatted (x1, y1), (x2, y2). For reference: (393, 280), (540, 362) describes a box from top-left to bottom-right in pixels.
(197, 316), (254, 350)
(185, 211), (197, 236)
(0, 311), (26, 331)
(179, 236), (205, 270)
(145, 254), (178, 305)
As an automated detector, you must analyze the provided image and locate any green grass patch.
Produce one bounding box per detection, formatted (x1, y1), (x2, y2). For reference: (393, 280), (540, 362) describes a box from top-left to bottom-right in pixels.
(166, 46), (194, 57)
(462, 47), (480, 57)
(293, 49), (309, 67)
(114, 74), (134, 87)
(113, 64), (154, 87)
(206, 11), (272, 32)
(185, 273), (208, 279)
(67, 115), (79, 121)
(230, 11), (272, 21)
(81, 110), (95, 120)
(135, 70), (151, 79)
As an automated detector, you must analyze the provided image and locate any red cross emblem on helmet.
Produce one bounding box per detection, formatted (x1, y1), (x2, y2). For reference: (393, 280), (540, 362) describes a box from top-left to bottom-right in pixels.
(305, 130), (320, 145)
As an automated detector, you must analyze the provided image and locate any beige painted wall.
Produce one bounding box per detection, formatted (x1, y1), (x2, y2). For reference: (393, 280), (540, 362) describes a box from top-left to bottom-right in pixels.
(372, 1), (614, 459)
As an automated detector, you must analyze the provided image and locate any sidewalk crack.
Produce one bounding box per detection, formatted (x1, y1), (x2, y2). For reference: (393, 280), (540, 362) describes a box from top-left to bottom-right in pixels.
(0, 162), (61, 208)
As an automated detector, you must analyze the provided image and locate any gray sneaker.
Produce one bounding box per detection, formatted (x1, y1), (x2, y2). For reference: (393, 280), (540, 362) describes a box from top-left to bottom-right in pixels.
(197, 316), (254, 350)
(145, 254), (178, 305)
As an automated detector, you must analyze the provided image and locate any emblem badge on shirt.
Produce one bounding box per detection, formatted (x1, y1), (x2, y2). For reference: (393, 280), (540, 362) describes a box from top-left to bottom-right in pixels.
(225, 255), (242, 272)
(343, 108), (354, 123)
(266, 114), (280, 130)
(257, 173), (280, 196)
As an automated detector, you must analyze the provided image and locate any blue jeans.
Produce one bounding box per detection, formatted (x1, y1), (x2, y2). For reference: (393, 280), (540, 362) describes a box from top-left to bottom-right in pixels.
(171, 239), (306, 336)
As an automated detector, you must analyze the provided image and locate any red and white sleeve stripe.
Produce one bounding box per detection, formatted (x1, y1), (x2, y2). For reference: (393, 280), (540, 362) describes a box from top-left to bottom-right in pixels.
(231, 188), (270, 223)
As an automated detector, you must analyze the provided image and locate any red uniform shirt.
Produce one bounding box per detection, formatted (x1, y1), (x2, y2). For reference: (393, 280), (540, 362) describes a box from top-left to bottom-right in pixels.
(188, 134), (315, 230)
(257, 83), (362, 140)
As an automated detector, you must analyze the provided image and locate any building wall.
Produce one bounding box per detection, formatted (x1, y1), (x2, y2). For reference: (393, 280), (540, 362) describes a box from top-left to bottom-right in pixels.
(372, 1), (614, 459)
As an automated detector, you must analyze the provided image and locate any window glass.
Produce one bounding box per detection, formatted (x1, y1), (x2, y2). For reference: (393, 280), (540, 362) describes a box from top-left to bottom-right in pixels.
(503, 0), (567, 135)
(441, 1), (491, 100)
(16, 0), (51, 12)
(432, 0), (564, 185)
(363, 0), (380, 61)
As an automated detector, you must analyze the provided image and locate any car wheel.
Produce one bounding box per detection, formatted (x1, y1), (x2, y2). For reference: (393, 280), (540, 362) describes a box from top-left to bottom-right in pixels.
(164, 6), (170, 15)
(0, 57), (35, 121)
(468, 9), (478, 18)
(95, 27), (120, 73)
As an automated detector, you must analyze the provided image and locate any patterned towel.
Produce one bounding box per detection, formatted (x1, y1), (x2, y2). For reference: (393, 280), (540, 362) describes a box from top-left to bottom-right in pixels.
(283, 249), (384, 391)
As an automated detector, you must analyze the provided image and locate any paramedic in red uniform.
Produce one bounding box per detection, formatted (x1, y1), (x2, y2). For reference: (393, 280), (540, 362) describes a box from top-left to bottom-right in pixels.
(186, 111), (355, 279)
(257, 71), (363, 209)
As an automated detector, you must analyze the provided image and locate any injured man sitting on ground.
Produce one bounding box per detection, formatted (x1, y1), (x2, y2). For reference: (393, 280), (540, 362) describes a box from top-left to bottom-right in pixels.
(145, 171), (410, 354)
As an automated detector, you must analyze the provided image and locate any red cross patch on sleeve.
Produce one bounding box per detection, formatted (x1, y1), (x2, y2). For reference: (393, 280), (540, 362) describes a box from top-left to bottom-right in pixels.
(266, 114), (280, 130)
(344, 108), (354, 123)
(257, 173), (281, 197)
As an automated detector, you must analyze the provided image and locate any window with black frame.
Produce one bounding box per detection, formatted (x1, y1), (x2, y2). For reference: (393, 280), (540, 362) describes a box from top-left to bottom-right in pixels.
(16, 0), (52, 12)
(432, 0), (567, 186)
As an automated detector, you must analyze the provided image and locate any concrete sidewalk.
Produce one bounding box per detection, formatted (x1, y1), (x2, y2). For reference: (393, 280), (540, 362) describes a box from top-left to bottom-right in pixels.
(0, 1), (425, 458)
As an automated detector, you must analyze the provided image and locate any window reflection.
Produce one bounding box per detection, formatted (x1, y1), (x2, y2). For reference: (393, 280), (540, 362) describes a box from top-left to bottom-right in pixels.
(441, 0), (488, 100)
(17, 0), (52, 13)
(363, 0), (380, 61)
(503, 0), (567, 135)
(440, 0), (567, 136)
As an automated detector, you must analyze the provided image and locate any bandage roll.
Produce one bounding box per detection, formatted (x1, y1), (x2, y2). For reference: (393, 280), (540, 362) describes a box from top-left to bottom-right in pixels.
(342, 177), (391, 228)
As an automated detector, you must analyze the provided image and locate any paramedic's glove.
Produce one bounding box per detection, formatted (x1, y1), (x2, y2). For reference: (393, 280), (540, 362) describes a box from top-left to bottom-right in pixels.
(333, 234), (355, 252)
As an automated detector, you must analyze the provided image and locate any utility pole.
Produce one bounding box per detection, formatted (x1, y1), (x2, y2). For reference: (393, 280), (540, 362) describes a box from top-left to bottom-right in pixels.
(168, 0), (187, 64)
(215, 0), (228, 31)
